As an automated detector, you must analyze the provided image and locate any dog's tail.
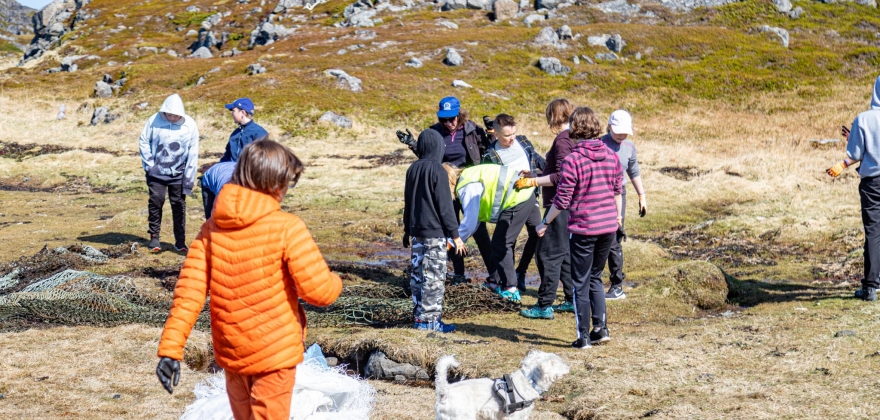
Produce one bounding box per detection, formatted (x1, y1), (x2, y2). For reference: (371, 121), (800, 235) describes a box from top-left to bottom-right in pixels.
(434, 355), (460, 397)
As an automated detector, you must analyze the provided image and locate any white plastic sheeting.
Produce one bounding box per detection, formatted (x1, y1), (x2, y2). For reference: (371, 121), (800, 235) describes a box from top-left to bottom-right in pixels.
(180, 345), (375, 420)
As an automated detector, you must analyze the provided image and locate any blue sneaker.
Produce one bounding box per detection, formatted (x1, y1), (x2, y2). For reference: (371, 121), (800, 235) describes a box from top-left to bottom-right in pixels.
(552, 301), (574, 313)
(498, 288), (521, 303)
(520, 305), (554, 319)
(414, 319), (456, 333)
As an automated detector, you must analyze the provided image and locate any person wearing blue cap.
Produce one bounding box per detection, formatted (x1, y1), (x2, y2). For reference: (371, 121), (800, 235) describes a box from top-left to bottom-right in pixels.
(396, 97), (493, 284)
(220, 98), (269, 163)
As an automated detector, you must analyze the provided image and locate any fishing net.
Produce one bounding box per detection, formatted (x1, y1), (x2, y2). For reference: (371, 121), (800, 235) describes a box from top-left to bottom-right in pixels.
(0, 248), (519, 331)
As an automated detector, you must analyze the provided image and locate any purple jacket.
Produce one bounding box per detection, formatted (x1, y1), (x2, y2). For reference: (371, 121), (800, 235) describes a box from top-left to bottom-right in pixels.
(552, 139), (623, 236)
(541, 129), (575, 208)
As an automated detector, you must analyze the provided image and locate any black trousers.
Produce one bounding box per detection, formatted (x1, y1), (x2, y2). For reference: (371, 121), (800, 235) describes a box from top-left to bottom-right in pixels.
(449, 199), (492, 276)
(515, 228), (539, 276)
(570, 232), (615, 339)
(147, 176), (186, 247)
(488, 195), (542, 288)
(537, 208), (574, 307)
(201, 177), (216, 219)
(607, 188), (627, 286)
(861, 176), (880, 289)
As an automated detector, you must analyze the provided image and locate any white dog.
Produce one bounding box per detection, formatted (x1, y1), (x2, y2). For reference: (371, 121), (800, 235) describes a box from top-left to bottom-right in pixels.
(434, 350), (570, 420)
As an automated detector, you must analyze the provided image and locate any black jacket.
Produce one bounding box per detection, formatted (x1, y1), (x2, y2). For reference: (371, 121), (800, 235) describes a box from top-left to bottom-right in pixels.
(410, 120), (492, 168)
(404, 129), (460, 240)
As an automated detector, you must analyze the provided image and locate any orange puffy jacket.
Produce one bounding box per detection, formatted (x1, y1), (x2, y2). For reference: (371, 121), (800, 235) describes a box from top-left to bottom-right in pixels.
(157, 184), (342, 375)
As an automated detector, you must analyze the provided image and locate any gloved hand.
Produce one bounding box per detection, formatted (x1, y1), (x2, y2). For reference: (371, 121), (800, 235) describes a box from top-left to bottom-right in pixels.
(156, 357), (180, 394)
(827, 161), (848, 177)
(396, 129), (415, 148)
(402, 234), (410, 248)
(617, 224), (627, 242)
(515, 177), (538, 190)
(841, 126), (850, 138)
(482, 116), (494, 133)
(638, 194), (647, 217)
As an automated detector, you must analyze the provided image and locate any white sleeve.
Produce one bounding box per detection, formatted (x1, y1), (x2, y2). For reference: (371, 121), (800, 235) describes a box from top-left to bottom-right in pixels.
(457, 183), (484, 243)
(138, 116), (155, 171)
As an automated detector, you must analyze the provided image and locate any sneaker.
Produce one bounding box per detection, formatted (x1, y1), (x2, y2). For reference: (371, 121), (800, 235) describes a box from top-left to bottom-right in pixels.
(855, 287), (878, 302)
(449, 274), (469, 285)
(571, 338), (591, 349)
(174, 244), (188, 253)
(516, 272), (527, 292)
(498, 289), (521, 303)
(589, 327), (611, 345)
(414, 319), (456, 333)
(606, 285), (627, 300)
(552, 301), (575, 313)
(520, 305), (554, 319)
(148, 234), (160, 252)
(482, 282), (500, 293)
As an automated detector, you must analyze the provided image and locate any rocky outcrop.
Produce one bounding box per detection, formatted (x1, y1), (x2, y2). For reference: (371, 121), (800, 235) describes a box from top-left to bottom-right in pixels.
(249, 20), (294, 48)
(537, 57), (570, 75)
(318, 111), (353, 128)
(0, 0), (34, 39)
(20, 0), (92, 65)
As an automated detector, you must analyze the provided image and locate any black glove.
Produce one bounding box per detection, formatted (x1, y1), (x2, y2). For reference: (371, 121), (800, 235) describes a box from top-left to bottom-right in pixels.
(617, 225), (627, 243)
(156, 357), (181, 394)
(396, 129), (415, 148)
(403, 234), (410, 248)
(482, 116), (494, 132)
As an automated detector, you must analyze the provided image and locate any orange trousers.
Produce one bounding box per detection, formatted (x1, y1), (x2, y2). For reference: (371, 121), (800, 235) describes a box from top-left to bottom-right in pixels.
(225, 367), (297, 420)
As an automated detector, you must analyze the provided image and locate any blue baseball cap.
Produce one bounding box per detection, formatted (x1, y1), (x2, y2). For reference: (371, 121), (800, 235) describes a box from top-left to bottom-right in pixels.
(437, 96), (460, 118)
(224, 98), (255, 114)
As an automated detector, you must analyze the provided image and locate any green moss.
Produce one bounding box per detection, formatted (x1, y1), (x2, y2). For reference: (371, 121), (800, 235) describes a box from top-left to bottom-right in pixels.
(0, 42), (22, 54)
(171, 11), (215, 27)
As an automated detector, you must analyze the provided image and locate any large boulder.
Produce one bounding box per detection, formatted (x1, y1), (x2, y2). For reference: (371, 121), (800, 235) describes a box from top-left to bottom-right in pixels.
(93, 80), (112, 98)
(533, 27), (560, 46)
(364, 351), (430, 380)
(190, 46), (213, 59)
(772, 0), (792, 12)
(444, 48), (463, 66)
(537, 57), (570, 75)
(655, 261), (729, 310)
(493, 0), (518, 20)
(20, 0), (92, 65)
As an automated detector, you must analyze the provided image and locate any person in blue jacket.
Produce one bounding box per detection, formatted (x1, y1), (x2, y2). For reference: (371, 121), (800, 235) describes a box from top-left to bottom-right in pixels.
(220, 98), (269, 163)
(200, 161), (236, 219)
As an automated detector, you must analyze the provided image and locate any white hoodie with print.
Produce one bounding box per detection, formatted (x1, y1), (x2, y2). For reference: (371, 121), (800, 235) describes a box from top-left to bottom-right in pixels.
(138, 94), (200, 194)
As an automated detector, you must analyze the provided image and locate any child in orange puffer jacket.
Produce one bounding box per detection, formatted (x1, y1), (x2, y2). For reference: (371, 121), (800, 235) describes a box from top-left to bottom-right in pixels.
(155, 139), (342, 420)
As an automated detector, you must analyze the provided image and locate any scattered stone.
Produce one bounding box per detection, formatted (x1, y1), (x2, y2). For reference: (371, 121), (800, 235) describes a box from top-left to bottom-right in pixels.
(436, 21), (459, 29)
(444, 48), (463, 66)
(581, 54), (595, 64)
(537, 57), (570, 75)
(94, 81), (113, 98)
(696, 373), (715, 382)
(452, 79), (472, 88)
(588, 34), (610, 46)
(250, 21), (294, 48)
(406, 57), (423, 68)
(196, 76), (206, 86)
(138, 46), (159, 54)
(325, 357), (339, 366)
(190, 46), (213, 58)
(275, 0), (305, 13)
(810, 139), (840, 148)
(393, 375), (407, 384)
(56, 104), (66, 121)
(247, 63), (267, 75)
(354, 29), (376, 40)
(168, 50), (179, 57)
(772, 0), (792, 12)
(536, 0), (571, 9)
(635, 52), (642, 60)
(523, 14), (544, 28)
(593, 0), (642, 15)
(572, 55), (580, 64)
(364, 351), (430, 380)
(102, 74), (113, 84)
(835, 330), (856, 337)
(493, 0), (518, 20)
(319, 111), (353, 128)
(112, 394), (121, 399)
(201, 12), (222, 31)
(90, 106), (119, 125)
(606, 34), (625, 52)
(760, 25), (790, 48)
(534, 26), (560, 46)
(134, 102), (150, 110)
(208, 67), (221, 74)
(595, 52), (619, 61)
(788, 6), (804, 18)
(186, 5), (200, 12)
(441, 0), (468, 10)
(186, 29), (199, 37)
(557, 25), (573, 40)
(324, 69), (363, 92)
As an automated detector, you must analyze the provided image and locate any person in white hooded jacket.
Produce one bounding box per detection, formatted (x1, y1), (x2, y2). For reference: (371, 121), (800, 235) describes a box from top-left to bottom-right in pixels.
(138, 94), (200, 252)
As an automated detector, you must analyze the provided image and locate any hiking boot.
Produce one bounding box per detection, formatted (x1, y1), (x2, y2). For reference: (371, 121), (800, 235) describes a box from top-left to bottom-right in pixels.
(606, 285), (627, 300)
(552, 301), (575, 313)
(520, 305), (554, 320)
(482, 282), (500, 293)
(516, 272), (527, 292)
(498, 288), (521, 303)
(414, 319), (456, 333)
(148, 234), (160, 252)
(855, 287), (878, 302)
(449, 274), (469, 285)
(589, 327), (611, 345)
(571, 338), (591, 349)
(174, 244), (189, 253)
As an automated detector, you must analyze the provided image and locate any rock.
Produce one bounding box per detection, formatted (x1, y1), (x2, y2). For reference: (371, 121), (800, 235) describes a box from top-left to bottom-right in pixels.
(441, 0), (468, 10)
(581, 54), (594, 64)
(452, 79), (472, 88)
(21, 0), (93, 65)
(196, 76), (206, 86)
(760, 25), (789, 48)
(810, 139), (840, 148)
(249, 21), (293, 47)
(393, 375), (407, 384)
(406, 57), (423, 68)
(168, 50), (178, 57)
(139, 46), (159, 54)
(319, 111), (353, 128)
(533, 26), (560, 46)
(134, 102), (149, 110)
(190, 46), (213, 58)
(436, 21), (459, 29)
(493, 0), (518, 20)
(536, 0), (569, 9)
(537, 57), (570, 75)
(247, 63), (267, 75)
(324, 69), (363, 92)
(467, 0), (493, 10)
(572, 55), (579, 64)
(364, 351), (430, 380)
(595, 52), (619, 61)
(90, 106), (108, 125)
(587, 34), (610, 46)
(606, 34), (625, 52)
(835, 330), (856, 337)
(186, 5), (200, 12)
(102, 73), (113, 84)
(94, 81), (113, 98)
(201, 13), (222, 30)
(325, 357), (339, 366)
(186, 29), (199, 37)
(593, 0), (641, 15)
(655, 261), (729, 310)
(56, 104), (66, 120)
(523, 14), (544, 27)
(444, 48), (463, 66)
(355, 29), (376, 40)
(274, 0), (304, 13)
(788, 6), (804, 18)
(557, 25), (572, 40)
(772, 0), (792, 12)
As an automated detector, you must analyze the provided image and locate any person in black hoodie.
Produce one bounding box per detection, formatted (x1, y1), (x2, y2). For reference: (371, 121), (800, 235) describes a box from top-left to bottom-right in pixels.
(404, 129), (466, 333)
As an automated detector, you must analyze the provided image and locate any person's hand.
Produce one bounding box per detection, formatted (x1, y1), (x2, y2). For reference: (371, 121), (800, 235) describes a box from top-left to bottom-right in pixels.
(156, 357), (180, 394)
(396, 129), (415, 148)
(402, 234), (410, 248)
(638, 194), (647, 217)
(842, 125), (850, 138)
(453, 237), (466, 256)
(827, 161), (848, 177)
(617, 215), (623, 226)
(617, 224), (627, 242)
(515, 177), (538, 190)
(536, 223), (547, 237)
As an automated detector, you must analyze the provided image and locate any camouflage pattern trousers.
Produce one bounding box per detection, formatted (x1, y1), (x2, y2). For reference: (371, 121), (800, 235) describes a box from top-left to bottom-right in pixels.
(410, 237), (447, 322)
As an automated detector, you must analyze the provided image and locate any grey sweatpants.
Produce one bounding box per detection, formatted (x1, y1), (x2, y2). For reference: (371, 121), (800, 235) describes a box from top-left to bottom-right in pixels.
(411, 237), (447, 322)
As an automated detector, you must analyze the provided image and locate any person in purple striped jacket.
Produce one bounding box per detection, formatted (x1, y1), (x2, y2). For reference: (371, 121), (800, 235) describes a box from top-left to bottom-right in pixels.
(536, 107), (623, 349)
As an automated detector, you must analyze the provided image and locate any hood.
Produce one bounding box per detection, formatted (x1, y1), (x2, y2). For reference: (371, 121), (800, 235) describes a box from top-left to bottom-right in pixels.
(159, 94), (187, 124)
(873, 75), (880, 110)
(571, 139), (608, 162)
(416, 129), (446, 162)
(212, 184), (280, 229)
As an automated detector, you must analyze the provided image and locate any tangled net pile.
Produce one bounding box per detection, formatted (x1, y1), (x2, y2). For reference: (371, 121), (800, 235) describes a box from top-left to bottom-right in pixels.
(0, 248), (519, 331)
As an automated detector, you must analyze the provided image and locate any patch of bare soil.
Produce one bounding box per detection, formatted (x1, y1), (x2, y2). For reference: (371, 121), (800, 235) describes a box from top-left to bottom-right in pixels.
(322, 150), (415, 169)
(0, 141), (131, 160)
(659, 166), (710, 181)
(642, 224), (800, 267)
(0, 175), (115, 194)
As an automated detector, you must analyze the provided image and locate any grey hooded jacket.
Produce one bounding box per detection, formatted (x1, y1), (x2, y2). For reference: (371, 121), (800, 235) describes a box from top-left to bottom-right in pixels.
(138, 94), (200, 193)
(847, 75), (880, 178)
